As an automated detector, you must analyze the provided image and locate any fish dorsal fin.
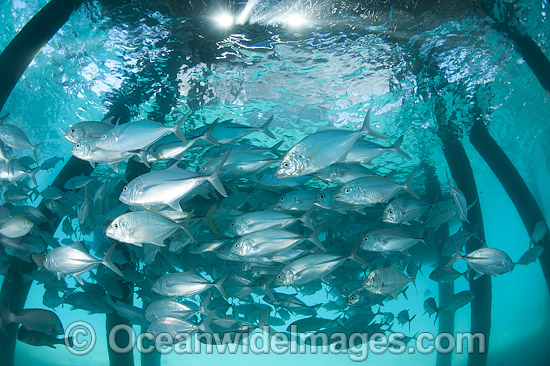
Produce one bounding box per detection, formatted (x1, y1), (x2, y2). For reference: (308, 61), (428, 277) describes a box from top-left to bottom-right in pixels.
(70, 241), (88, 253)
(168, 161), (181, 170)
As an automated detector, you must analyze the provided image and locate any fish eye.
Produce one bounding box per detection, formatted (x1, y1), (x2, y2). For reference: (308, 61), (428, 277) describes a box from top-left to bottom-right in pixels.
(76, 143), (80, 148)
(154, 280), (158, 285)
(344, 188), (350, 193)
(283, 162), (289, 168)
(389, 208), (393, 214)
(70, 128), (75, 133)
(319, 194), (325, 199)
(371, 277), (375, 282)
(123, 186), (128, 191)
(363, 236), (369, 241)
(230, 222), (235, 226)
(114, 224), (118, 228)
(280, 197), (285, 201)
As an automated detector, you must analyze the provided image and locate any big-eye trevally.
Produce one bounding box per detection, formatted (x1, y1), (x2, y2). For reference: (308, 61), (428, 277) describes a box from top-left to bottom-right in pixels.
(275, 109), (388, 179)
(95, 115), (187, 152)
(43, 243), (122, 284)
(105, 210), (195, 246)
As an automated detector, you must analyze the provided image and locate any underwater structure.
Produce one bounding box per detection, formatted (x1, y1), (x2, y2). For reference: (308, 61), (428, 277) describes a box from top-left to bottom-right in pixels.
(0, 1), (549, 366)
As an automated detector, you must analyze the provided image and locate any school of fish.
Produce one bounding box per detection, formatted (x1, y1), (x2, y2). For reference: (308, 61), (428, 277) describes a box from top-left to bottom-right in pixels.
(0, 109), (545, 349)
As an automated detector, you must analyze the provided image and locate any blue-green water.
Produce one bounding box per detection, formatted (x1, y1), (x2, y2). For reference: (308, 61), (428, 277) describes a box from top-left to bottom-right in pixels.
(0, 0), (549, 365)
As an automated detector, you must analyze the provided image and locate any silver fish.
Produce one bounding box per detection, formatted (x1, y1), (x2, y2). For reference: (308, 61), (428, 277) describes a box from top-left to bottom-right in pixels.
(145, 297), (210, 322)
(105, 211), (194, 247)
(71, 138), (136, 172)
(119, 155), (228, 212)
(382, 196), (430, 225)
(229, 227), (323, 258)
(335, 171), (418, 206)
(0, 215), (33, 238)
(313, 163), (375, 185)
(189, 116), (275, 144)
(0, 161), (39, 185)
(202, 151), (277, 178)
(363, 267), (415, 296)
(64, 117), (115, 143)
(360, 228), (424, 253)
(274, 253), (351, 286)
(0, 123), (42, 161)
(147, 316), (210, 339)
(152, 271), (229, 298)
(95, 116), (186, 152)
(275, 108), (388, 178)
(274, 190), (317, 211)
(226, 210), (309, 236)
(143, 117), (220, 163)
(446, 246), (515, 279)
(341, 135), (411, 164)
(43, 243), (122, 284)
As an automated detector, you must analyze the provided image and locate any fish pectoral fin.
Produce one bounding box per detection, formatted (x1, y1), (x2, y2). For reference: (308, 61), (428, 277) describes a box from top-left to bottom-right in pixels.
(108, 163), (119, 173)
(167, 199), (183, 212)
(72, 272), (84, 285)
(472, 271), (484, 280)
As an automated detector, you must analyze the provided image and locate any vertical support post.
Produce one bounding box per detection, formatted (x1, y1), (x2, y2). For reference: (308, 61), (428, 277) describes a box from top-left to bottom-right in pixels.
(438, 123), (490, 366)
(470, 121), (550, 292)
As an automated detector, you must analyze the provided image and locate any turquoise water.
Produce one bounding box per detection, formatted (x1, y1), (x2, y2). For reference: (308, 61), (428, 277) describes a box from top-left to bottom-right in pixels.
(0, 0), (549, 365)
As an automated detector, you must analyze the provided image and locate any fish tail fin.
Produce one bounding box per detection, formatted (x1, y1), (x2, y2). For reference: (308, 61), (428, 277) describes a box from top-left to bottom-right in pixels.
(199, 311), (215, 333)
(359, 108), (389, 139)
(401, 170), (419, 199)
(0, 113), (9, 125)
(262, 282), (276, 302)
(390, 135), (412, 160)
(214, 272), (231, 298)
(101, 244), (123, 277)
(64, 334), (75, 348)
(257, 308), (269, 328)
(446, 243), (463, 267)
(198, 293), (212, 315)
(27, 167), (40, 186)
(205, 202), (219, 234)
(269, 140), (284, 158)
(205, 152), (229, 197)
(201, 118), (220, 146)
(179, 211), (198, 244)
(31, 142), (45, 162)
(306, 225), (325, 251)
(348, 240), (369, 267)
(298, 206), (315, 230)
(411, 272), (417, 290)
(0, 305), (17, 328)
(172, 111), (189, 142)
(259, 116), (276, 139)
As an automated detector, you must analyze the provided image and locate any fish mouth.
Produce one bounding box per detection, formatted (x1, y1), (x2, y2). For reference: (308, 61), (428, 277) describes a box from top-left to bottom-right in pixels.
(274, 169), (289, 179)
(333, 193), (345, 202)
